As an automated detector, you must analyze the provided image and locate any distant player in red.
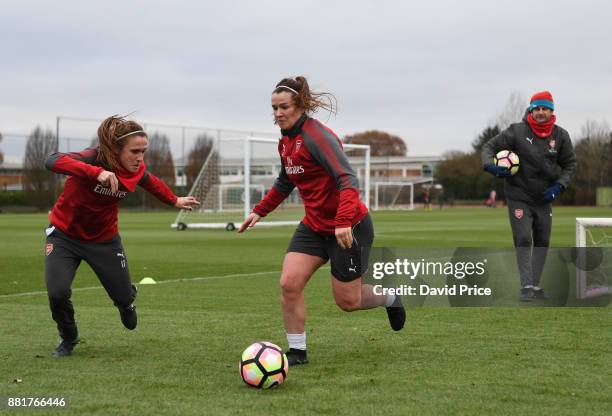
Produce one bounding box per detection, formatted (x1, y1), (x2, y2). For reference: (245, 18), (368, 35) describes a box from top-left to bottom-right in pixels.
(486, 189), (497, 208)
(44, 115), (199, 357)
(239, 76), (406, 366)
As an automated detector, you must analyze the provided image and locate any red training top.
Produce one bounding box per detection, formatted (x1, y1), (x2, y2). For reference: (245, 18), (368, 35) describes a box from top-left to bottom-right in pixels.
(45, 147), (177, 242)
(253, 114), (368, 235)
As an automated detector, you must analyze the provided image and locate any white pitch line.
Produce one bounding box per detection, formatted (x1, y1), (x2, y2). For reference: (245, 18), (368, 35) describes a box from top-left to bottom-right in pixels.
(0, 270), (281, 300)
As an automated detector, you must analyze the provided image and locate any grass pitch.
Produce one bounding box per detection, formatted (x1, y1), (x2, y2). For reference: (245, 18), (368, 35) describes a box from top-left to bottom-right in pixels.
(1, 207), (611, 415)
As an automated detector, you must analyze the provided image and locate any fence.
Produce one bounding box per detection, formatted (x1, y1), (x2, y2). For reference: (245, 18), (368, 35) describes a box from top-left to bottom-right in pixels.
(1, 116), (439, 208)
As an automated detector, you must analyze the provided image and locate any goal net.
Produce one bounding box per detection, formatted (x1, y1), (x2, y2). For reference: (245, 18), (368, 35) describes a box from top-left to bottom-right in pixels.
(373, 179), (434, 210)
(575, 217), (612, 299)
(173, 137), (370, 230)
(374, 182), (414, 210)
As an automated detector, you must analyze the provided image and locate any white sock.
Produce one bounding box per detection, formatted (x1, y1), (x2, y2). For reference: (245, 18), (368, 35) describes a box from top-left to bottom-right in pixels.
(385, 293), (396, 307)
(286, 332), (306, 351)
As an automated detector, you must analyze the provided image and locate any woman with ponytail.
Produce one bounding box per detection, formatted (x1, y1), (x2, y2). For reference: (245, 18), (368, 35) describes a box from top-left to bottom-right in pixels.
(44, 115), (199, 357)
(239, 76), (406, 366)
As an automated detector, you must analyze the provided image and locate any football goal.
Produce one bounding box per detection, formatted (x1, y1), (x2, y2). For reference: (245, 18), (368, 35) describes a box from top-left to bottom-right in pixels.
(373, 179), (433, 210)
(575, 217), (612, 299)
(173, 137), (370, 231)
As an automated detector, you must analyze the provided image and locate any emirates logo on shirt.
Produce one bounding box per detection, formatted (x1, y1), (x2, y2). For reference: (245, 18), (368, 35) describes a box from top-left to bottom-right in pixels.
(285, 165), (305, 175)
(285, 156), (304, 174)
(94, 184), (128, 199)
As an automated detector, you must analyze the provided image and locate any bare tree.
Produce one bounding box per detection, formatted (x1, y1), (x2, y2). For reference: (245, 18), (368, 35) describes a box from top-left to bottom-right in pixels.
(573, 120), (612, 204)
(493, 91), (527, 130)
(343, 130), (407, 156)
(581, 119), (610, 141)
(140, 132), (175, 208)
(23, 127), (56, 209)
(185, 134), (215, 190)
(472, 125), (501, 153)
(145, 132), (175, 185)
(182, 133), (219, 207)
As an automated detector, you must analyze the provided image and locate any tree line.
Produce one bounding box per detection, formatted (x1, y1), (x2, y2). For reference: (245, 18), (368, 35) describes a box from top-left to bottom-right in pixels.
(2, 127), (407, 211)
(1, 102), (610, 209)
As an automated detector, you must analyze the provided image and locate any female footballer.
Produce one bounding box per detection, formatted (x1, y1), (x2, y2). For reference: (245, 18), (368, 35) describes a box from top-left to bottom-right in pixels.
(239, 76), (406, 366)
(44, 115), (199, 357)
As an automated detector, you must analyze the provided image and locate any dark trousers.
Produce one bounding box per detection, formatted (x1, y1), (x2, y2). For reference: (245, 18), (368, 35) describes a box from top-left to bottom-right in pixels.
(44, 226), (136, 340)
(506, 199), (552, 288)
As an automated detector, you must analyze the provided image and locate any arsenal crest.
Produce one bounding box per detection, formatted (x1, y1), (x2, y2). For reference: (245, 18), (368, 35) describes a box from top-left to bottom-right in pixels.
(45, 243), (54, 256)
(514, 209), (523, 219)
(295, 139), (303, 153)
(549, 139), (556, 149)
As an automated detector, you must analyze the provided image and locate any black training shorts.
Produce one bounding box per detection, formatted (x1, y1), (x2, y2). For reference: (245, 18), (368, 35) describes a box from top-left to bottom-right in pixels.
(287, 214), (374, 282)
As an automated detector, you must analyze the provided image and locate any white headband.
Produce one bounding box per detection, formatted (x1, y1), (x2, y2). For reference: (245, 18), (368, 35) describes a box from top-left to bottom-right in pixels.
(115, 130), (146, 141)
(275, 85), (299, 95)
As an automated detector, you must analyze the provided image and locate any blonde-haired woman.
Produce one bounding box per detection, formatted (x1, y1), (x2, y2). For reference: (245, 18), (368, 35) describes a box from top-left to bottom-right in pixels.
(44, 115), (199, 357)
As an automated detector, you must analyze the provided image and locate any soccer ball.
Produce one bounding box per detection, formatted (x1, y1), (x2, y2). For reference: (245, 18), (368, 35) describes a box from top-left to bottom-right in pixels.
(494, 150), (520, 175)
(239, 342), (288, 389)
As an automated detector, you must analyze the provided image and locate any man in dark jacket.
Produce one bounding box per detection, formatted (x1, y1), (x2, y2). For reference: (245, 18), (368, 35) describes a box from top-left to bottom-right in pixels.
(482, 91), (576, 301)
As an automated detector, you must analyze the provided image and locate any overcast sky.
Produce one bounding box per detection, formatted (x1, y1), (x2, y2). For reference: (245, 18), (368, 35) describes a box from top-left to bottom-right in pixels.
(1, 0), (611, 158)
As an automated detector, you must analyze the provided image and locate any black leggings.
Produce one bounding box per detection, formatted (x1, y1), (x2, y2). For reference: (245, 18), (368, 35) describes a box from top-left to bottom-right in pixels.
(44, 226), (136, 340)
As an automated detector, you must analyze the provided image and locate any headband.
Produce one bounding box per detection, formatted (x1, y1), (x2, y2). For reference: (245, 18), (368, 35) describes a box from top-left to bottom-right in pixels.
(115, 130), (146, 141)
(275, 85), (299, 95)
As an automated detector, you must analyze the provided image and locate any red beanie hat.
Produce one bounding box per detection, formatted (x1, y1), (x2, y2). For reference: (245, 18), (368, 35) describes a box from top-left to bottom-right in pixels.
(529, 91), (554, 111)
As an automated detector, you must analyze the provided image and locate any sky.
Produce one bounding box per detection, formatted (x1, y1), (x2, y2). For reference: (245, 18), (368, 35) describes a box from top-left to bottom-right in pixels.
(1, 0), (611, 160)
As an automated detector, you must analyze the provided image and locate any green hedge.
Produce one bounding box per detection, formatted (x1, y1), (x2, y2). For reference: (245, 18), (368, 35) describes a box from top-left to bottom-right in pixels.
(0, 190), (27, 206)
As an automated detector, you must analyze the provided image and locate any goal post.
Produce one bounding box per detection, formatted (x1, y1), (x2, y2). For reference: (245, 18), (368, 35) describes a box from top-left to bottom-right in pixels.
(373, 179), (434, 211)
(172, 136), (370, 230)
(374, 182), (414, 211)
(575, 217), (612, 299)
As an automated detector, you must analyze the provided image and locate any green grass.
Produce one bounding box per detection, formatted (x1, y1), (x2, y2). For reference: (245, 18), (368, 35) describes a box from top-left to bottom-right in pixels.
(1, 207), (611, 415)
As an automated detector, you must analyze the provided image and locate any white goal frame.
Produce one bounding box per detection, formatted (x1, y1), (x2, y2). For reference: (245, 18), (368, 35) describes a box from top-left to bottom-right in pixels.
(172, 136), (370, 230)
(244, 137), (370, 225)
(373, 178), (434, 211)
(575, 217), (612, 299)
(374, 182), (414, 211)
